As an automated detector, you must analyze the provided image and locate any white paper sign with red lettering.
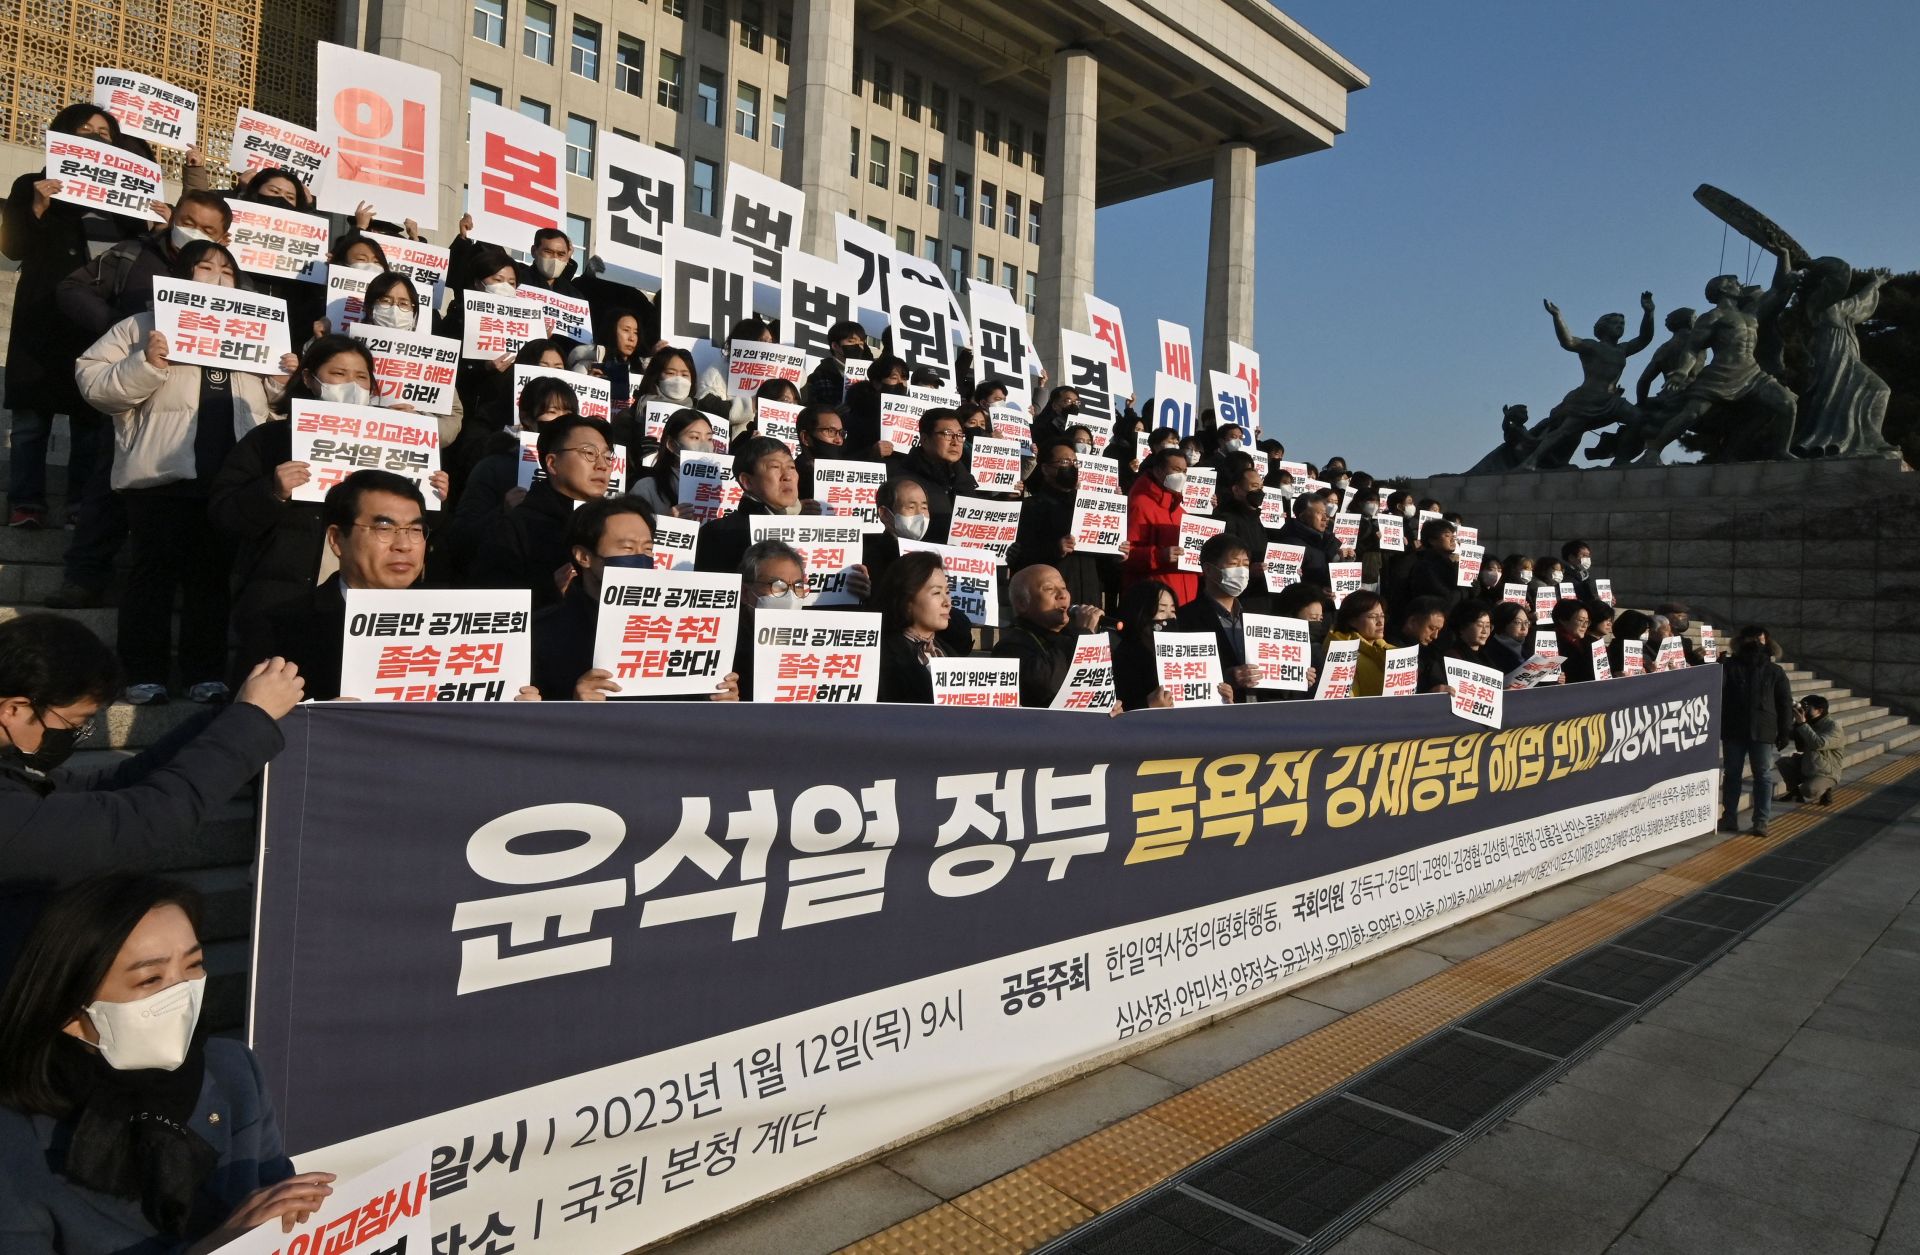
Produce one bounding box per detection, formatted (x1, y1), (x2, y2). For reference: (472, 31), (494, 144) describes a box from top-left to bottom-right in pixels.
(1084, 294), (1135, 402)
(315, 43), (441, 229)
(1457, 543), (1485, 587)
(1228, 341), (1262, 434)
(898, 539), (999, 626)
(226, 202), (331, 284)
(1050, 636), (1115, 712)
(338, 590), (530, 703)
(1381, 645), (1421, 697)
(1154, 631), (1223, 706)
(813, 462), (887, 532)
(229, 108), (330, 187)
(1330, 562), (1363, 606)
(948, 496), (1021, 561)
(513, 366), (612, 420)
(1243, 614), (1311, 692)
(969, 436), (1024, 493)
(93, 68), (197, 149)
(1069, 489), (1128, 556)
(1177, 516), (1227, 573)
(466, 100), (564, 249)
(1264, 543), (1305, 590)
(460, 291), (549, 360)
(751, 609), (881, 703)
(592, 567), (741, 697)
(151, 279), (291, 374)
(1377, 515), (1405, 552)
(929, 658), (1022, 708)
(214, 1148), (431, 1255)
(1315, 639), (1360, 700)
(748, 517), (866, 606)
(1445, 657), (1505, 729)
(1181, 466), (1217, 516)
(288, 400), (440, 504)
(43, 133), (165, 222)
(349, 323), (461, 414)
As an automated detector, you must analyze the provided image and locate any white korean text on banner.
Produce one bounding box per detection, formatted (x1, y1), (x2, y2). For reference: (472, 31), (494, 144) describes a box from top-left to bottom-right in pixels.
(315, 43), (441, 229)
(349, 324), (461, 414)
(897, 540), (998, 626)
(466, 101), (564, 249)
(254, 668), (1720, 1254)
(93, 68), (197, 149)
(151, 279), (290, 373)
(592, 567), (742, 698)
(226, 202), (331, 284)
(750, 608), (881, 701)
(595, 133), (680, 285)
(929, 659), (1021, 708)
(338, 589), (530, 701)
(812, 462), (886, 532)
(1154, 631), (1223, 705)
(513, 366), (613, 420)
(229, 109), (331, 188)
(289, 400), (440, 503)
(43, 133), (165, 222)
(1243, 615), (1311, 692)
(747, 518), (864, 606)
(462, 291), (550, 360)
(1084, 294), (1135, 403)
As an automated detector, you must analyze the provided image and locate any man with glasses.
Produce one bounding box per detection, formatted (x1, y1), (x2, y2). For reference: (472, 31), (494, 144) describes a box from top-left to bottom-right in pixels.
(1013, 438), (1125, 609)
(889, 409), (978, 544)
(794, 406), (846, 498)
(472, 415), (614, 607)
(695, 437), (804, 576)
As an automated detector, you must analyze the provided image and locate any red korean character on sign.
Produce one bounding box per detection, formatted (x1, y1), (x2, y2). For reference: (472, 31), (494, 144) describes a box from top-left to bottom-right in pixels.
(480, 131), (561, 227)
(333, 89), (429, 195)
(445, 642), (504, 676)
(622, 614), (673, 644)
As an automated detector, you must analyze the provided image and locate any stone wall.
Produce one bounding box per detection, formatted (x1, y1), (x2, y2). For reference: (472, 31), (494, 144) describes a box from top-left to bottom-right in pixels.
(1413, 457), (1920, 717)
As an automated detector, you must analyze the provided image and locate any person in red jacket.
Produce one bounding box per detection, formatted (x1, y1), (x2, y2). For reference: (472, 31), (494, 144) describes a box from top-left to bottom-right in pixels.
(1124, 448), (1198, 603)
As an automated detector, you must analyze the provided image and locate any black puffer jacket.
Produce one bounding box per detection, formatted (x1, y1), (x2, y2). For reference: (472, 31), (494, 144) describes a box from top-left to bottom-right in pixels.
(1720, 648), (1795, 747)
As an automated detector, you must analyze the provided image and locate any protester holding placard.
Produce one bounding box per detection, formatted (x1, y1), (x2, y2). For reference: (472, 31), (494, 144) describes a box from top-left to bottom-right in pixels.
(695, 318), (782, 435)
(1174, 533), (1263, 700)
(1526, 553), (1568, 611)
(472, 415), (613, 607)
(843, 353), (912, 459)
(1327, 590), (1390, 697)
(693, 437), (804, 575)
(1563, 539), (1600, 602)
(793, 405), (847, 496)
(1551, 599), (1597, 683)
(802, 319), (874, 409)
(57, 189), (230, 348)
(993, 565), (1104, 708)
(1656, 602), (1709, 667)
(574, 307), (650, 410)
(2, 104), (153, 529)
(1273, 491), (1342, 596)
(0, 874), (341, 1251)
(632, 410), (717, 518)
(1389, 595), (1453, 693)
(1607, 608), (1652, 677)
(439, 374), (577, 584)
(515, 226), (590, 303)
(1399, 516), (1463, 614)
(228, 172), (330, 345)
(1445, 600), (1499, 671)
(876, 550), (980, 704)
(1111, 579), (1179, 710)
(887, 410), (978, 544)
(1484, 600), (1534, 677)
(1212, 451), (1273, 612)
(1122, 447), (1196, 602)
(1470, 552), (1507, 606)
(1013, 440), (1125, 609)
(443, 241), (527, 420)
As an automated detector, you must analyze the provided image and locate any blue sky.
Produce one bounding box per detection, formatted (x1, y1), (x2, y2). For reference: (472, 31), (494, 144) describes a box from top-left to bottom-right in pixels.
(1092, 0), (1920, 477)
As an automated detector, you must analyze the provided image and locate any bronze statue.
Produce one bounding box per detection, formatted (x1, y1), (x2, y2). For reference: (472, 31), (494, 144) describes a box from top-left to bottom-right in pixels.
(1466, 404), (1542, 473)
(1586, 307), (1701, 465)
(1634, 272), (1797, 465)
(1518, 293), (1655, 469)
(1792, 258), (1895, 457)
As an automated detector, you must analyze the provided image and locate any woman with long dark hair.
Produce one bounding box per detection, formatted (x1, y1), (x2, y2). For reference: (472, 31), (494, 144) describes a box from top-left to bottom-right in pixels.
(874, 550), (972, 703)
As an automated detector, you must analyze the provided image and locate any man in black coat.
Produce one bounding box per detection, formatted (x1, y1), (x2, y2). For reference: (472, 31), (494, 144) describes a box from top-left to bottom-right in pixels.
(1400, 517), (1464, 616)
(887, 410), (977, 544)
(993, 565), (1103, 707)
(472, 415), (613, 607)
(1719, 624), (1796, 835)
(1213, 452), (1271, 612)
(1012, 441), (1121, 608)
(695, 437), (805, 575)
(1273, 493), (1341, 593)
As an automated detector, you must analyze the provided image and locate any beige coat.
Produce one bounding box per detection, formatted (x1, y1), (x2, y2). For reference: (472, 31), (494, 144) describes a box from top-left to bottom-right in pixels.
(74, 313), (283, 491)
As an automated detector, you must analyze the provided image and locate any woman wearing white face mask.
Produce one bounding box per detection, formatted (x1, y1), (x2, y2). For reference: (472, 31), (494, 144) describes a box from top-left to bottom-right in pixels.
(443, 243), (525, 421)
(633, 410), (714, 519)
(1123, 447), (1198, 603)
(75, 241), (291, 705)
(0, 874), (338, 1251)
(359, 271), (422, 333)
(1175, 533), (1261, 700)
(695, 318), (777, 439)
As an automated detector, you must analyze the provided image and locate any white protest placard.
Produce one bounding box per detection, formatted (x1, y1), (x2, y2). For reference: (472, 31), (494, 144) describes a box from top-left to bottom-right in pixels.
(640, 400), (682, 443)
(1151, 370), (1195, 438)
(1382, 645), (1421, 698)
(1181, 466), (1217, 516)
(223, 202), (331, 285)
(899, 539), (999, 626)
(929, 658), (1021, 708)
(651, 516), (701, 570)
(466, 100), (564, 248)
(1207, 369), (1253, 441)
(1376, 514), (1404, 552)
(1278, 459), (1309, 480)
(592, 566), (740, 697)
(460, 290), (549, 359)
(326, 265), (433, 335)
(1051, 635), (1116, 712)
(288, 400), (439, 503)
(781, 249), (857, 360)
(212, 1148), (430, 1255)
(1229, 341), (1262, 434)
(948, 496), (1021, 560)
(1154, 631), (1223, 706)
(513, 365), (612, 420)
(1509, 652), (1565, 689)
(1177, 516), (1227, 573)
(151, 278), (290, 374)
(516, 285), (593, 344)
(969, 436), (1024, 493)
(1259, 493), (1289, 531)
(728, 342), (808, 398)
(972, 289), (1036, 409)
(1069, 489), (1128, 557)
(1533, 586), (1557, 620)
(1084, 294), (1135, 403)
(752, 609), (881, 702)
(1417, 508), (1443, 538)
(1077, 455), (1121, 496)
(1243, 614), (1311, 692)
(595, 131), (680, 284)
(658, 226), (757, 372)
(1559, 580), (1577, 603)
(43, 132), (165, 222)
(1456, 523), (1480, 547)
(990, 405), (1033, 455)
(723, 162), (805, 303)
(1699, 625), (1718, 662)
(757, 397), (801, 450)
(1534, 629), (1561, 660)
(93, 68), (196, 149)
(1155, 318), (1196, 423)
(1620, 642), (1646, 676)
(880, 393), (930, 451)
(1332, 512), (1362, 551)
(1503, 582), (1530, 606)
(813, 462), (886, 531)
(1654, 636), (1687, 672)
(1591, 641), (1614, 681)
(1595, 577), (1615, 605)
(749, 517), (865, 605)
(363, 232), (451, 318)
(229, 108), (330, 187)
(349, 323), (460, 414)
(1316, 638), (1360, 699)
(677, 451), (743, 522)
(315, 43), (441, 229)
(1457, 542), (1485, 587)
(1330, 562), (1363, 606)
(339, 589), (530, 701)
(1264, 543), (1305, 591)
(1445, 657), (1505, 729)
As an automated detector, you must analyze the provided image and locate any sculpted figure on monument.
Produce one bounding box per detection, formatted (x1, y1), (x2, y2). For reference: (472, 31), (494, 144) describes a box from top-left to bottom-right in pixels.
(1634, 269), (1798, 465)
(1792, 257), (1896, 458)
(1465, 404), (1542, 473)
(1588, 307), (1703, 465)
(1517, 293), (1654, 470)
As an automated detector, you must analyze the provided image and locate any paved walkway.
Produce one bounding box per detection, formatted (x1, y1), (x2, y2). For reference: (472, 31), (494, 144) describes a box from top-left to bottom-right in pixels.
(1330, 802), (1920, 1255)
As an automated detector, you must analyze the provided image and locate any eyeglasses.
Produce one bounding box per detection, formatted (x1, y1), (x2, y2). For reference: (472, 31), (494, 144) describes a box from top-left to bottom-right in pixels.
(40, 707), (97, 744)
(353, 521), (430, 544)
(562, 446), (614, 467)
(754, 578), (803, 597)
(930, 430), (966, 442)
(813, 427), (847, 441)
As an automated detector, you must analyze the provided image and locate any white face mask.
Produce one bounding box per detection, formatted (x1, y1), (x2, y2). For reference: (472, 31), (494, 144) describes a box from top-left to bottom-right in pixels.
(350, 260), (383, 273)
(891, 512), (930, 541)
(482, 280), (517, 297)
(1222, 438), (1243, 453)
(169, 224), (210, 252)
(369, 302), (415, 329)
(85, 976), (205, 1072)
(1577, 557), (1592, 573)
(1360, 500), (1378, 517)
(1162, 472), (1188, 495)
(1482, 569), (1501, 585)
(756, 590), (803, 612)
(658, 374), (692, 401)
(317, 380), (373, 407)
(1402, 506), (1417, 520)
(534, 254), (568, 279)
(1212, 566), (1250, 597)
(1073, 441), (1092, 456)
(1333, 476), (1350, 490)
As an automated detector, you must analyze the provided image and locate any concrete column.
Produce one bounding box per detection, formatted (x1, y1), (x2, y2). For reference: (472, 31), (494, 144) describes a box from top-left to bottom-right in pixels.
(781, 0), (859, 257)
(1202, 142), (1256, 378)
(1035, 48), (1098, 378)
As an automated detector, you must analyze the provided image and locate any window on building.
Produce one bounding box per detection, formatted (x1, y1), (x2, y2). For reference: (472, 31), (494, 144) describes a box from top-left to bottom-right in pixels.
(472, 0), (505, 45)
(930, 85), (949, 133)
(1028, 200), (1041, 244)
(469, 80), (502, 105)
(691, 158), (719, 216)
(851, 45), (864, 94)
(565, 116), (595, 177)
(926, 160), (943, 209)
(866, 215), (886, 234)
(953, 171), (969, 218)
(615, 35), (646, 95)
(518, 97), (550, 125)
(614, 127), (640, 140)
(849, 127), (860, 178)
(949, 245), (967, 288)
(697, 66), (723, 125)
(977, 253), (994, 284)
(523, 0), (555, 63)
(1007, 120), (1024, 165)
(981, 108), (999, 156)
(775, 10), (791, 62)
(735, 82), (760, 139)
(658, 52), (684, 109)
(1025, 270), (1037, 313)
(1002, 261), (1017, 292)
(895, 226), (914, 253)
(872, 57), (892, 108)
(1004, 191), (1020, 236)
(979, 182), (996, 229)
(701, 0), (727, 35)
(898, 148), (918, 198)
(567, 213), (592, 251)
(570, 18), (600, 79)
(902, 71), (922, 122)
(922, 235), (940, 263)
(868, 136), (889, 188)
(771, 96), (787, 148)
(662, 0), (685, 17)
(739, 0), (763, 49)
(1032, 132), (1045, 177)
(957, 97), (974, 143)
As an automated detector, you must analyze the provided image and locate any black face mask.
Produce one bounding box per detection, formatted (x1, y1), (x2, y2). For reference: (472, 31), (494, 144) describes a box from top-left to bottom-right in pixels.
(1245, 490), (1265, 511)
(881, 382), (909, 396)
(1307, 619), (1329, 642)
(1062, 403), (1081, 417)
(1050, 466), (1079, 489)
(0, 719), (84, 774)
(838, 343), (871, 361)
(809, 440), (844, 460)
